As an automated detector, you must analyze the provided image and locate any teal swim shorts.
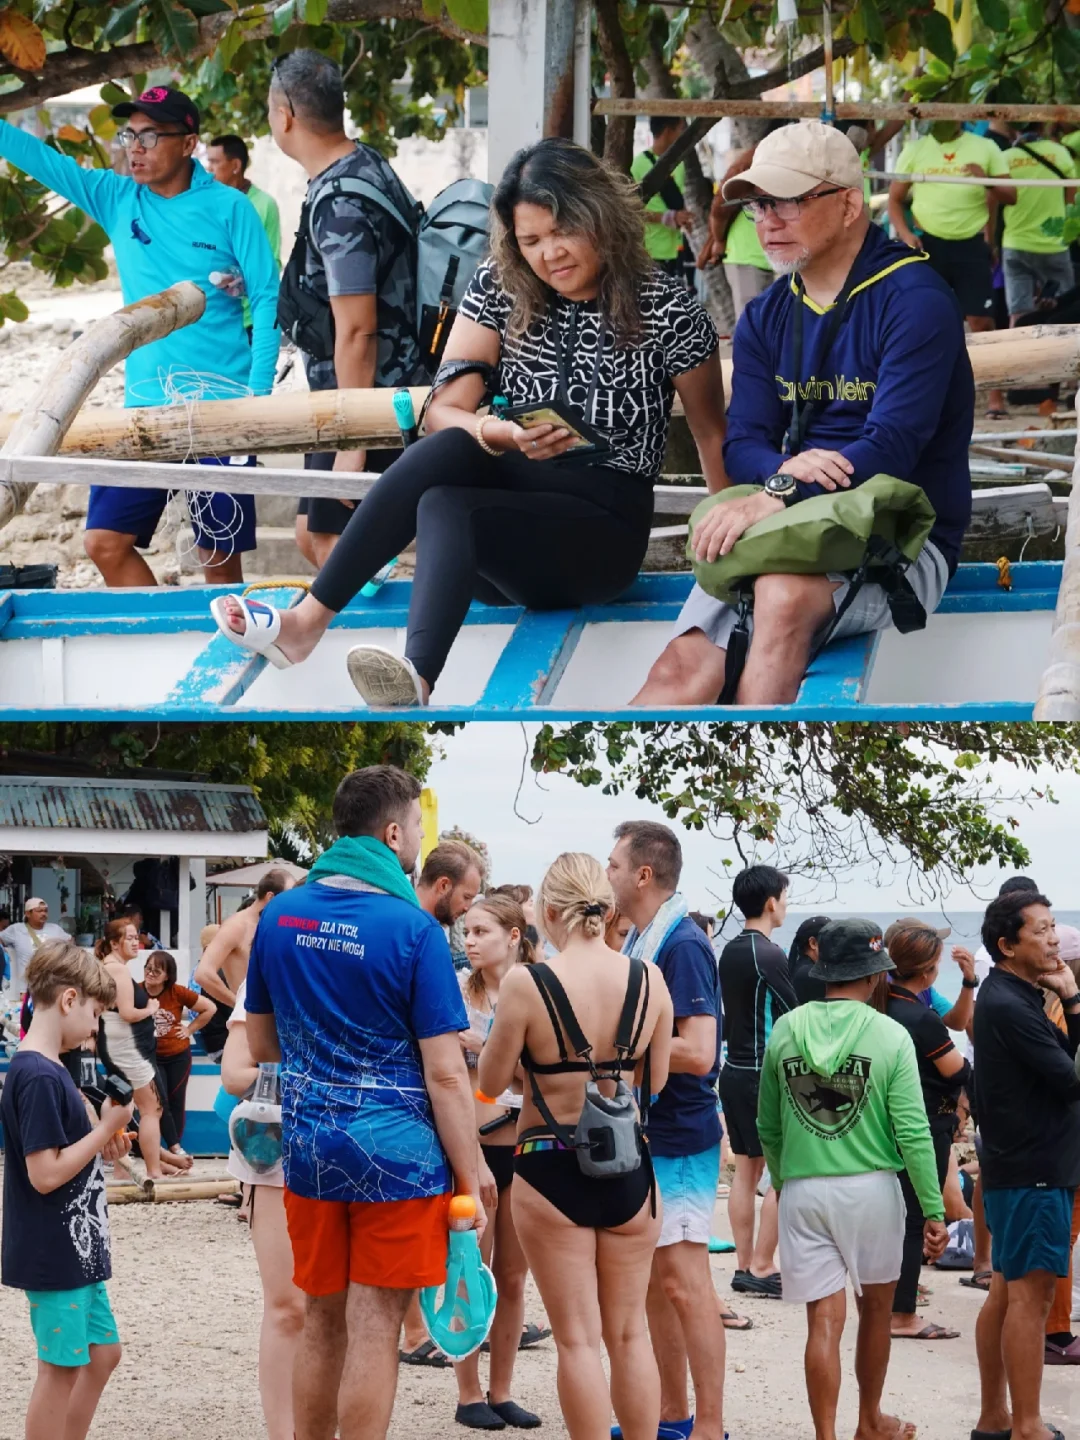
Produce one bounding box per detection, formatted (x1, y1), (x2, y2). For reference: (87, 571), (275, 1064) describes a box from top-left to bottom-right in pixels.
(26, 1282), (119, 1366)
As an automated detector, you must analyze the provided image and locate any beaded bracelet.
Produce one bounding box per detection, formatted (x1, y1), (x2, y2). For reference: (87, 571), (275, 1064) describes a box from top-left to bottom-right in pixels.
(475, 414), (501, 457)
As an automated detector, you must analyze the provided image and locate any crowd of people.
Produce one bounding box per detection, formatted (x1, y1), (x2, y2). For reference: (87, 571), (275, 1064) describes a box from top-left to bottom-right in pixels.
(3, 762), (1080, 1440)
(5, 48), (1071, 705)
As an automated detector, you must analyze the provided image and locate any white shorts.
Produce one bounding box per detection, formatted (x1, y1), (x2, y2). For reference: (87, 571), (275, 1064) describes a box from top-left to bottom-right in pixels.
(653, 1144), (721, 1248)
(100, 1011), (156, 1090)
(778, 1171), (905, 1304)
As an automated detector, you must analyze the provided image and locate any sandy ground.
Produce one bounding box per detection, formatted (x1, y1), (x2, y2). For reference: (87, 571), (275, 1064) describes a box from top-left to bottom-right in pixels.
(2, 1155), (1077, 1440)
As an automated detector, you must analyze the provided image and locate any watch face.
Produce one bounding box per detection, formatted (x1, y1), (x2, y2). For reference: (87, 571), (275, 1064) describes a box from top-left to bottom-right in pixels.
(765, 472), (796, 496)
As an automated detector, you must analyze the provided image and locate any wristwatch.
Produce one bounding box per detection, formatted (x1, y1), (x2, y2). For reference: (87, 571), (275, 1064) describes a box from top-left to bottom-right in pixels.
(961, 977), (979, 990)
(763, 472), (799, 507)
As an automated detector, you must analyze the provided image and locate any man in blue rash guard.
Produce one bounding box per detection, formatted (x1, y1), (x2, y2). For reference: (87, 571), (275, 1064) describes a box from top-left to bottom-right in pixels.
(634, 122), (974, 708)
(0, 88), (279, 587)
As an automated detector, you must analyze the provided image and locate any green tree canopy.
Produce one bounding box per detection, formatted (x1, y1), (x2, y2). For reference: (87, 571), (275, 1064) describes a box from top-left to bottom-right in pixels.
(0, 720), (433, 855)
(531, 721), (1080, 905)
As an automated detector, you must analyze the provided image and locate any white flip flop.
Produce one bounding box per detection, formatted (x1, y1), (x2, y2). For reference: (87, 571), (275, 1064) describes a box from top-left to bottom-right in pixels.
(346, 645), (425, 707)
(209, 594), (293, 670)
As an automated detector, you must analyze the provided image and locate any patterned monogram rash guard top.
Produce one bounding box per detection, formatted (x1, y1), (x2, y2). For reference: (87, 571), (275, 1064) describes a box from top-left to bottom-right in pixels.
(458, 260), (719, 481)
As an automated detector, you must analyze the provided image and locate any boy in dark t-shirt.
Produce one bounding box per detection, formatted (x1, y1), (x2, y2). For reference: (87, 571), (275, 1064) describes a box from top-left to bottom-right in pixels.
(2, 940), (134, 1434)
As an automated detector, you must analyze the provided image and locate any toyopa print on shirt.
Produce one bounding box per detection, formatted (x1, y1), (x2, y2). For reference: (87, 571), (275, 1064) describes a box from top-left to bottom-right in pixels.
(244, 880), (468, 1205)
(459, 260), (718, 480)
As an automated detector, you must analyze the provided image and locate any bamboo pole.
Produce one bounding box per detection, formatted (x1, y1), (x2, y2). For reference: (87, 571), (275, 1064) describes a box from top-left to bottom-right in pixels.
(969, 444), (1071, 473)
(594, 97), (1080, 122)
(1034, 382), (1080, 720)
(106, 1179), (239, 1204)
(870, 171), (1075, 188)
(0, 282), (205, 530)
(0, 326), (1075, 461)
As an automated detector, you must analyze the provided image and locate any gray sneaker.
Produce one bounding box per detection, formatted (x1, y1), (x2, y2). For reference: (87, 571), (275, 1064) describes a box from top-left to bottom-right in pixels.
(346, 645), (425, 708)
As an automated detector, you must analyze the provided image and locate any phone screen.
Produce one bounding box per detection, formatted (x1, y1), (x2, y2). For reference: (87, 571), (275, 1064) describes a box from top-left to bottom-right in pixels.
(512, 407), (593, 450)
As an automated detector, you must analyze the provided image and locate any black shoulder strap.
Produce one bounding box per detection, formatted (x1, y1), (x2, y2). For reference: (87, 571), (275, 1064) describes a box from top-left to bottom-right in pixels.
(527, 963), (593, 1060)
(522, 964), (581, 1151)
(614, 956), (647, 1056)
(1016, 140), (1069, 182)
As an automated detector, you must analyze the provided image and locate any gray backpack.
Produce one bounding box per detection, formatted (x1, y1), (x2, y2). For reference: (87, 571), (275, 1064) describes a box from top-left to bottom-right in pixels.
(303, 166), (493, 371)
(524, 958), (652, 1180)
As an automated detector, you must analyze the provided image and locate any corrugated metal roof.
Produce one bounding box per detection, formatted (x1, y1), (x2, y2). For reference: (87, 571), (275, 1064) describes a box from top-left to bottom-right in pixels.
(0, 777), (266, 834)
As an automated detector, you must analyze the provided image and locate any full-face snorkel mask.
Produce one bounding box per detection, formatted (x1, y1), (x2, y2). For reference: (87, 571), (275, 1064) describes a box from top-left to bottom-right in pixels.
(227, 1062), (283, 1175)
(418, 1196), (497, 1359)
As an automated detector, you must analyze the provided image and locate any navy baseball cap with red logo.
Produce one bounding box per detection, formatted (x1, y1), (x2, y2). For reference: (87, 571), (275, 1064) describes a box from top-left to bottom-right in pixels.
(112, 86), (200, 134)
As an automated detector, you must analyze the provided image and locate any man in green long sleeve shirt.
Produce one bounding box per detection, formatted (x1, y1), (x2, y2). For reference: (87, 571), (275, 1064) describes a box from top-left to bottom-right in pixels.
(757, 918), (948, 1440)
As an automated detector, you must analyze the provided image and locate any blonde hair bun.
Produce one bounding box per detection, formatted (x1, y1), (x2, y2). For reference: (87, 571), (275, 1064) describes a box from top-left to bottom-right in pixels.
(538, 852), (614, 941)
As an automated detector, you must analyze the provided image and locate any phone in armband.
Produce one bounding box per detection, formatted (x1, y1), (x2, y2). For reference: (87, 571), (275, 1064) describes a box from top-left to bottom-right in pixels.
(502, 400), (611, 466)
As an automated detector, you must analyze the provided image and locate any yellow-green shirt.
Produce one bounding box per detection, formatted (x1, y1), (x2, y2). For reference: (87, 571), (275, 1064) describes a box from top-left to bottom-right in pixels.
(723, 208), (771, 271)
(895, 131), (1011, 240)
(631, 149), (687, 262)
(1001, 139), (1074, 255)
(1062, 131), (1080, 162)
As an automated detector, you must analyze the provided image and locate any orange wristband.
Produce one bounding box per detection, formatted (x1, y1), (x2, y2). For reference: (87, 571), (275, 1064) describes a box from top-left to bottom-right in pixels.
(474, 1089), (498, 1104)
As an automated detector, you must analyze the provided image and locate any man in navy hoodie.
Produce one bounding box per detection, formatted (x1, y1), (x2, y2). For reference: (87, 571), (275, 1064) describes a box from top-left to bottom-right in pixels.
(635, 122), (974, 707)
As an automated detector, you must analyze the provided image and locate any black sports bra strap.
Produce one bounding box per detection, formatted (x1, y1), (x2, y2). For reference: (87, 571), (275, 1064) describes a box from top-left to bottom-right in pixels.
(613, 955), (645, 1056)
(528, 963), (593, 1061)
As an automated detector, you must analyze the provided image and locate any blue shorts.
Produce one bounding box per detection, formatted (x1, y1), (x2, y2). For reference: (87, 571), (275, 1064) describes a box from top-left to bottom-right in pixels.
(27, 1281), (119, 1366)
(652, 1143), (721, 1248)
(983, 1185), (1075, 1281)
(86, 455), (257, 552)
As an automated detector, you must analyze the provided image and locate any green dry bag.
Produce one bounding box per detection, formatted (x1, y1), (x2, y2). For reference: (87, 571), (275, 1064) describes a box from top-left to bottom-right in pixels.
(688, 474), (936, 606)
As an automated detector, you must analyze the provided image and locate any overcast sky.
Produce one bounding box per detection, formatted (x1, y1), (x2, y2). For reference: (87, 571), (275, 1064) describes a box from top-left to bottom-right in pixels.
(427, 724), (1080, 917)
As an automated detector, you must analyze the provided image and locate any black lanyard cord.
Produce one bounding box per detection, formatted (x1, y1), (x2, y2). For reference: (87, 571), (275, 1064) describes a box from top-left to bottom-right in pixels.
(785, 264), (859, 457)
(551, 300), (605, 426)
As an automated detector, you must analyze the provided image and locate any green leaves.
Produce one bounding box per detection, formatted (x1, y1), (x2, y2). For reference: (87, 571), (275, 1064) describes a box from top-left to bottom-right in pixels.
(445, 0), (488, 30)
(0, 290), (28, 325)
(529, 723), (1080, 897)
(916, 9), (957, 66)
(100, 1), (144, 42)
(147, 0), (200, 57)
(976, 0), (1010, 32)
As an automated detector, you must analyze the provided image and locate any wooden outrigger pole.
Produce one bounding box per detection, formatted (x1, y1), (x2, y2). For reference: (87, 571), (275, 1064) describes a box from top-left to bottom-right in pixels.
(0, 325), (1077, 465)
(0, 281), (205, 527)
(593, 97), (1080, 123)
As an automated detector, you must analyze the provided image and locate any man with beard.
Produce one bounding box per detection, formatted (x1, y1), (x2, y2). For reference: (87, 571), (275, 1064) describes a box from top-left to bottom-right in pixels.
(245, 766), (480, 1440)
(634, 121), (974, 707)
(415, 842), (485, 927)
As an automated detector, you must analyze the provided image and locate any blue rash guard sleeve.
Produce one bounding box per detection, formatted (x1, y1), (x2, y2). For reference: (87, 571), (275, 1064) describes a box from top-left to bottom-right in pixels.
(229, 187), (280, 396)
(722, 306), (788, 484)
(0, 119), (123, 231)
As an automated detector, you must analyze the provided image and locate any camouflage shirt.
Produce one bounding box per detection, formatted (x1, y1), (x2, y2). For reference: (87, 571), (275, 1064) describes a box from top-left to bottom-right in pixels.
(301, 144), (422, 394)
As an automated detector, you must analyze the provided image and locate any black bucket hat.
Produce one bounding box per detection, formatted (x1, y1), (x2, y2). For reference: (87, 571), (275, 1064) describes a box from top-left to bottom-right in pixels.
(815, 918), (895, 984)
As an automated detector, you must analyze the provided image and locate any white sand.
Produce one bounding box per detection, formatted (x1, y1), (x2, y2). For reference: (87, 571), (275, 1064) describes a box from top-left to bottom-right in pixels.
(2, 1157), (1071, 1439)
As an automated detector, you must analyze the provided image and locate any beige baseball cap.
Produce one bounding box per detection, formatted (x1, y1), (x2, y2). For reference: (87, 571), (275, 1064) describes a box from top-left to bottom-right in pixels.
(723, 121), (864, 202)
(23, 897), (47, 913)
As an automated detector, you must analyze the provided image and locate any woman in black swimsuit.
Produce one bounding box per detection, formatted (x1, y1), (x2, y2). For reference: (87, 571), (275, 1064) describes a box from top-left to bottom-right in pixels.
(479, 853), (673, 1440)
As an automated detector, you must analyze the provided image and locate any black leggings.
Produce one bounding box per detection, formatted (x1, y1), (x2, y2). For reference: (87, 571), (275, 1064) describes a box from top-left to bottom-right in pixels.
(156, 1049), (193, 1146)
(310, 427), (654, 687)
(894, 1116), (955, 1314)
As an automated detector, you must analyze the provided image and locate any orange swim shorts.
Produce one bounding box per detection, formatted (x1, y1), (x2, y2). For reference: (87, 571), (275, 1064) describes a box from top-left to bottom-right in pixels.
(283, 1187), (452, 1295)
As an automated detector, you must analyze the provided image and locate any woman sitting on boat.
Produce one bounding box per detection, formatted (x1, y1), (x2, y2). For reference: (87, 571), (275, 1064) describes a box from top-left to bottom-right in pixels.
(212, 136), (728, 707)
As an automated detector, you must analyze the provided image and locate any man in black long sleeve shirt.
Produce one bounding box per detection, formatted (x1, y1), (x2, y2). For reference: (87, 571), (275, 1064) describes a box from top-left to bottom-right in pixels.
(717, 865), (797, 1298)
(972, 890), (1080, 1440)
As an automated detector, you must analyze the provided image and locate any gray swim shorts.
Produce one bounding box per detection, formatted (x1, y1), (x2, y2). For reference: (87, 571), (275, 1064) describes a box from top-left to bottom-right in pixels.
(672, 540), (950, 652)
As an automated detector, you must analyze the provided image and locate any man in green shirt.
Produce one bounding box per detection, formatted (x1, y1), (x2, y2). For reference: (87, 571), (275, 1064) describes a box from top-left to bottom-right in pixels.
(631, 116), (693, 287)
(889, 123), (1015, 416)
(206, 134), (282, 266)
(758, 919), (948, 1440)
(1000, 124), (1076, 318)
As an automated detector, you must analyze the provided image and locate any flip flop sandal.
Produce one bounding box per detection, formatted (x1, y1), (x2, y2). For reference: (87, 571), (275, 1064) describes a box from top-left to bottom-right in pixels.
(721, 1309), (754, 1331)
(986, 408), (1009, 420)
(346, 644), (425, 708)
(215, 1192), (243, 1208)
(210, 593), (293, 670)
(894, 1323), (960, 1340)
(959, 1270), (993, 1290)
(481, 1322), (552, 1353)
(969, 1430), (1011, 1440)
(400, 1339), (450, 1367)
(732, 1269), (783, 1298)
